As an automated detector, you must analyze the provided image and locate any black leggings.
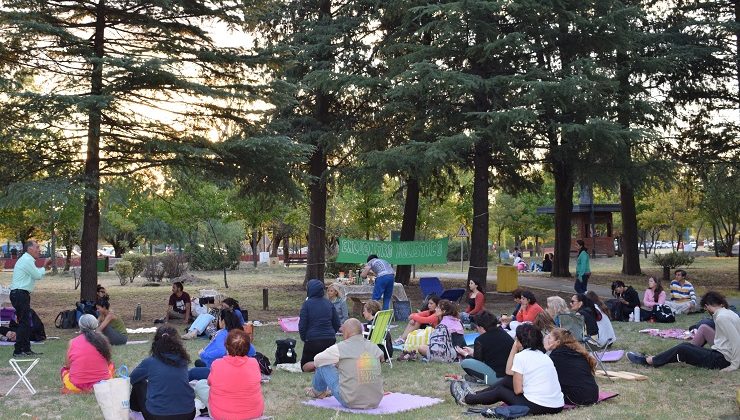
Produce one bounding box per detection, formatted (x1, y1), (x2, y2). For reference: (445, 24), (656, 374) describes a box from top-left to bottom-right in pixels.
(464, 376), (562, 415)
(130, 380), (196, 420)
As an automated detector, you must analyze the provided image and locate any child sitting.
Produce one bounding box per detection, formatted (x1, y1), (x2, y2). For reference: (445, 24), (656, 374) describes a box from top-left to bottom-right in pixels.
(362, 300), (393, 360)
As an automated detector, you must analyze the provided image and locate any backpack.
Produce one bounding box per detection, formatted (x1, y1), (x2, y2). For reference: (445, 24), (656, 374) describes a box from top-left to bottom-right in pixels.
(75, 300), (98, 322)
(254, 352), (273, 375)
(427, 324), (457, 363)
(274, 338), (297, 365)
(29, 309), (46, 341)
(55, 310), (77, 329)
(653, 304), (675, 323)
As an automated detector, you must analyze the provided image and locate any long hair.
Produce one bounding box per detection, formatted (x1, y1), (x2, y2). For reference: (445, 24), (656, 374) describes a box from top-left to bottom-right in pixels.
(549, 328), (596, 373)
(648, 277), (664, 302)
(220, 309), (242, 331)
(222, 297), (241, 312)
(575, 293), (602, 321)
(533, 311), (555, 333)
(438, 299), (459, 318)
(151, 325), (190, 366)
(521, 290), (537, 305)
(585, 291), (611, 320)
(78, 314), (112, 362)
(469, 278), (485, 294)
(515, 323), (545, 353)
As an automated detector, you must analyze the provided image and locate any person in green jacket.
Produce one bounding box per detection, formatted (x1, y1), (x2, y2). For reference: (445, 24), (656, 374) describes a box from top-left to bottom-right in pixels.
(575, 239), (591, 294)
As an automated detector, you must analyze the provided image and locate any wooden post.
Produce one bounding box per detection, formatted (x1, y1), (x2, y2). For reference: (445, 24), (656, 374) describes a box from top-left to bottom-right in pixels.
(263, 288), (268, 310)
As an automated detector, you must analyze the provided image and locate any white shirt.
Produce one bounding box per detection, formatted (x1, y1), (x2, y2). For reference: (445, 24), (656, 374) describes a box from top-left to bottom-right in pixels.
(511, 349), (564, 408)
(595, 307), (617, 346)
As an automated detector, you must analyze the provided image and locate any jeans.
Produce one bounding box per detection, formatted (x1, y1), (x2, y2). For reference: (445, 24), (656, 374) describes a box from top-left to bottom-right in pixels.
(10, 289), (30, 353)
(460, 358), (502, 386)
(574, 273), (589, 294)
(372, 274), (395, 310)
(652, 342), (730, 369)
(103, 326), (128, 345)
(312, 365), (346, 407)
(189, 367), (210, 381)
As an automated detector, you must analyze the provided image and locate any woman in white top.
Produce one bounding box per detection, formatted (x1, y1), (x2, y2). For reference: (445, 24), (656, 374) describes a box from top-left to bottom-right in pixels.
(586, 291), (617, 346)
(451, 323), (564, 414)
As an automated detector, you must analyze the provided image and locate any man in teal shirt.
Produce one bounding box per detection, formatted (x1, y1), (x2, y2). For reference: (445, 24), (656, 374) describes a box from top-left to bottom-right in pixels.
(10, 240), (51, 356)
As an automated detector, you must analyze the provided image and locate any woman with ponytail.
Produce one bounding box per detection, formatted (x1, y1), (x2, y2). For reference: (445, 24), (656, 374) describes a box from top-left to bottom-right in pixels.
(544, 328), (599, 406)
(60, 314), (114, 393)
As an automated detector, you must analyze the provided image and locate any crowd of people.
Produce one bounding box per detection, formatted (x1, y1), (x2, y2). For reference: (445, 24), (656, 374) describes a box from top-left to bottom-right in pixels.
(6, 243), (738, 419)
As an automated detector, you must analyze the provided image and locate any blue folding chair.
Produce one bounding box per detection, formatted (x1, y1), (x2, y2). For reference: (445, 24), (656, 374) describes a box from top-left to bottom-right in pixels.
(440, 288), (466, 303)
(419, 277), (444, 298)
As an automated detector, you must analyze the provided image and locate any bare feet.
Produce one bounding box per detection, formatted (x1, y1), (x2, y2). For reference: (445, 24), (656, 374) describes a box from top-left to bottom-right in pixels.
(305, 387), (331, 399)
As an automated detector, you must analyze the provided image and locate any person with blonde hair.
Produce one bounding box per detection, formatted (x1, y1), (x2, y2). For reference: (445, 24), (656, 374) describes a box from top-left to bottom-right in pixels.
(544, 328), (599, 406)
(327, 283), (349, 325)
(545, 296), (568, 326)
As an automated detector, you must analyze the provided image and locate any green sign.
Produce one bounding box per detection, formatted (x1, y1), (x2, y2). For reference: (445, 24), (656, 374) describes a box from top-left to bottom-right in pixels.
(337, 238), (449, 264)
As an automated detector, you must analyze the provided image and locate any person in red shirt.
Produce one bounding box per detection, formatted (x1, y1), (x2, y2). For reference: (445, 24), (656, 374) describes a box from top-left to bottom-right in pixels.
(461, 279), (486, 325)
(204, 329), (264, 420)
(61, 314), (114, 393)
(516, 291), (544, 323)
(394, 296), (440, 345)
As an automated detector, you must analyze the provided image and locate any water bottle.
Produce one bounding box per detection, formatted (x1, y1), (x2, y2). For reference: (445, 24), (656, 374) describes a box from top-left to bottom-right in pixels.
(633, 306), (641, 323)
(134, 303), (142, 321)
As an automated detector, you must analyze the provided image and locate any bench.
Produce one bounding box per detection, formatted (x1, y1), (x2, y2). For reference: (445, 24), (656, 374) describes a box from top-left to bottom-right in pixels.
(286, 256), (308, 265)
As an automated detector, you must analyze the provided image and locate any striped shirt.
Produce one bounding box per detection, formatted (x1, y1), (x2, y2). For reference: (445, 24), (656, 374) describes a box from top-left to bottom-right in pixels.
(669, 280), (696, 304)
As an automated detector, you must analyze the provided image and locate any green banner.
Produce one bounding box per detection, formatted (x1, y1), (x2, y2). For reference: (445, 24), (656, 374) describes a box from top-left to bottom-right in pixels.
(337, 238), (449, 264)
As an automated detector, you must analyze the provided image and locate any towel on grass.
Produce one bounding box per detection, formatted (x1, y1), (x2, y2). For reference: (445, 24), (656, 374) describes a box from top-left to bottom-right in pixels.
(639, 328), (693, 340)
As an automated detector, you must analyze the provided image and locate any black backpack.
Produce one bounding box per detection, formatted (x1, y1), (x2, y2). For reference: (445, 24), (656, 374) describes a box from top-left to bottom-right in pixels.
(29, 309), (46, 341)
(653, 304), (675, 323)
(55, 310), (77, 329)
(254, 352), (273, 375)
(274, 338), (297, 365)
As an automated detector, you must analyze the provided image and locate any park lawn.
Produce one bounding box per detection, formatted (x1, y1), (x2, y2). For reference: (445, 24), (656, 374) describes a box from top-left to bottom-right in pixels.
(0, 267), (737, 419)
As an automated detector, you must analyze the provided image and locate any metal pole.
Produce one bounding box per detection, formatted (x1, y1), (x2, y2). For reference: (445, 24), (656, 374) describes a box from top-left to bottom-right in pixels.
(461, 237), (464, 272)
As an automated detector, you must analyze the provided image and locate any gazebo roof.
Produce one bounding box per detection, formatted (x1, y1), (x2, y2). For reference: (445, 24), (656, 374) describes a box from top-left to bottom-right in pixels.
(536, 204), (621, 215)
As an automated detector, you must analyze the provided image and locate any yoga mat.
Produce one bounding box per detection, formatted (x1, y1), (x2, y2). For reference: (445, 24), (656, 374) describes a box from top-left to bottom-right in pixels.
(0, 340), (43, 346)
(127, 327), (157, 334)
(303, 392), (443, 415)
(279, 316), (300, 333)
(597, 350), (624, 362)
(464, 332), (479, 346)
(639, 328), (692, 340)
(125, 340), (149, 345)
(563, 391), (618, 409)
(130, 412), (210, 420)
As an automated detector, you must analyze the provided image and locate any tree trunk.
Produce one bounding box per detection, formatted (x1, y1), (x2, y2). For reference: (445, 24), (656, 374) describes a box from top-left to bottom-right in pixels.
(620, 182), (641, 274)
(713, 223), (719, 257)
(249, 228), (260, 268)
(80, 0), (106, 302)
(467, 138), (491, 290)
(395, 177), (420, 286)
(663, 265), (670, 281)
(304, 144), (328, 286)
(552, 161), (573, 277)
(283, 237), (290, 266)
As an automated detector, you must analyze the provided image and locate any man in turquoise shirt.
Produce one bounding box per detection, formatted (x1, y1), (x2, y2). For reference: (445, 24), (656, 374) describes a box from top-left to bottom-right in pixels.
(10, 240), (51, 356)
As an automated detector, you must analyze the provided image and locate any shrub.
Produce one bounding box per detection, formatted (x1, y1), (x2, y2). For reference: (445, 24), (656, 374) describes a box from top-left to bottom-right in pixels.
(325, 255), (361, 278)
(188, 242), (241, 271)
(122, 253), (146, 281)
(161, 253), (187, 278)
(651, 252), (695, 280)
(143, 256), (165, 282)
(114, 261), (134, 286)
(447, 240), (470, 261)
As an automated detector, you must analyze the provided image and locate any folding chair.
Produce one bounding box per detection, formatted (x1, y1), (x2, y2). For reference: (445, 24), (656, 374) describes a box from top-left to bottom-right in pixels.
(366, 309), (394, 368)
(419, 277), (444, 299)
(557, 313), (612, 379)
(440, 288), (466, 304)
(6, 358), (40, 395)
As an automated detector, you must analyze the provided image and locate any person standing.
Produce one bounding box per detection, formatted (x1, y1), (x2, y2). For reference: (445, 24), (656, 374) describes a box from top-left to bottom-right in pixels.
(10, 240), (52, 357)
(575, 239), (591, 294)
(361, 254), (395, 310)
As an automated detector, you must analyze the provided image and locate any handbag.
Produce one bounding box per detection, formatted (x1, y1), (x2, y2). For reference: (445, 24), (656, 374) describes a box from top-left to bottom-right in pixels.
(93, 365), (131, 420)
(653, 304), (675, 323)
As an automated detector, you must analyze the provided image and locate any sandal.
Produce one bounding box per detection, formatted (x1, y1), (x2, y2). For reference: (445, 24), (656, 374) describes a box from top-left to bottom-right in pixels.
(305, 387), (331, 399)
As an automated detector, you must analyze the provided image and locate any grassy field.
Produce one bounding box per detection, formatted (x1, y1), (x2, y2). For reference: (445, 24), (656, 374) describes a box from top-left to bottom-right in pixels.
(0, 261), (737, 419)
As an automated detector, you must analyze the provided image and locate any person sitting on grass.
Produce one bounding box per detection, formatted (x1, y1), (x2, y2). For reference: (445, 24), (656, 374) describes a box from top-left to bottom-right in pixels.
(665, 269), (697, 315)
(394, 295), (440, 346)
(61, 314), (114, 394)
(327, 283), (349, 326)
(194, 329), (264, 420)
(628, 291), (740, 371)
(455, 311), (514, 386)
(642, 276), (666, 312)
(413, 299), (465, 363)
(221, 297), (247, 325)
(95, 298), (128, 345)
(189, 309), (256, 380)
(450, 323), (564, 415)
(544, 328), (599, 406)
(361, 300), (393, 359)
(585, 291), (616, 346)
(155, 281), (192, 324)
(608, 280), (640, 322)
(545, 296), (569, 327)
(460, 278), (485, 325)
(501, 291), (544, 334)
(305, 318), (385, 409)
(569, 294), (600, 338)
(130, 325), (196, 420)
(299, 279), (341, 372)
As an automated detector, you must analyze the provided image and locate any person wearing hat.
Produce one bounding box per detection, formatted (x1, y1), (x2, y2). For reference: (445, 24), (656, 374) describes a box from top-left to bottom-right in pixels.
(60, 314), (114, 393)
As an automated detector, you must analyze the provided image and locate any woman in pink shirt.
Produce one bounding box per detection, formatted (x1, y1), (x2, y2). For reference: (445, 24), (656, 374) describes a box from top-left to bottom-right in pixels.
(516, 291), (544, 323)
(61, 314), (114, 393)
(207, 329), (264, 420)
(643, 277), (666, 310)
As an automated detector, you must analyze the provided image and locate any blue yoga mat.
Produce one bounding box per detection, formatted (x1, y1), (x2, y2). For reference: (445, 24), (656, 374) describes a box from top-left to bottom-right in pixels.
(464, 332), (479, 346)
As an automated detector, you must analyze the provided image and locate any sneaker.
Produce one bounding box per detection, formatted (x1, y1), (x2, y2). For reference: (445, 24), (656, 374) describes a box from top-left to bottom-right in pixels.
(627, 351), (648, 366)
(182, 330), (198, 340)
(154, 318), (165, 324)
(450, 380), (471, 406)
(14, 350), (42, 356)
(392, 338), (405, 346)
(12, 351), (25, 357)
(463, 374), (484, 384)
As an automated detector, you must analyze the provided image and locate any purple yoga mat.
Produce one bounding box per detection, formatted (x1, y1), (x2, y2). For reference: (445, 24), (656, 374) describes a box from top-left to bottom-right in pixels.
(303, 392), (443, 415)
(279, 316), (300, 332)
(597, 350), (624, 362)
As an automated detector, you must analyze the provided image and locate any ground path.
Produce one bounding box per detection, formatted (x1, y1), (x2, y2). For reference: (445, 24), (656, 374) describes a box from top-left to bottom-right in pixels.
(415, 271), (613, 297)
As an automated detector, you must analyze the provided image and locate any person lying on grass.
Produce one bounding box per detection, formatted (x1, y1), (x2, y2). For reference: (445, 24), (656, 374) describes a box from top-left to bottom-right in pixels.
(544, 328), (599, 406)
(628, 291), (740, 371)
(61, 314), (114, 394)
(394, 295), (440, 346)
(305, 318), (384, 409)
(455, 310), (513, 386)
(450, 323), (564, 415)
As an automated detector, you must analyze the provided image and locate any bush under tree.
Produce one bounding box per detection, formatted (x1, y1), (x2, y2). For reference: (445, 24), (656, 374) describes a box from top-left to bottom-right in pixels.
(651, 252), (695, 281)
(114, 261), (134, 286)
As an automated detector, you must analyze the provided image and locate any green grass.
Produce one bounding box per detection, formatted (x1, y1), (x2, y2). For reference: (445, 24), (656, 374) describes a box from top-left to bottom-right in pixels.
(0, 262), (738, 419)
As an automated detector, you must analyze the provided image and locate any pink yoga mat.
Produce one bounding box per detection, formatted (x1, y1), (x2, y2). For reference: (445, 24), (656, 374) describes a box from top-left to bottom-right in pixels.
(303, 392), (443, 415)
(564, 391), (619, 409)
(596, 350), (624, 362)
(279, 316), (300, 333)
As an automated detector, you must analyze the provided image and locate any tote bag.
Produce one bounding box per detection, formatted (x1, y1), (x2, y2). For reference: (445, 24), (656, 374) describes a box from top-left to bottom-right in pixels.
(93, 365), (131, 420)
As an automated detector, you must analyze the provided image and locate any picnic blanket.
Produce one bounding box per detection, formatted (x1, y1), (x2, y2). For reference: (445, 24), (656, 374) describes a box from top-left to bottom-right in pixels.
(0, 340), (43, 346)
(303, 392), (442, 415)
(279, 317), (300, 333)
(126, 327), (157, 334)
(125, 340), (149, 345)
(639, 328), (693, 340)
